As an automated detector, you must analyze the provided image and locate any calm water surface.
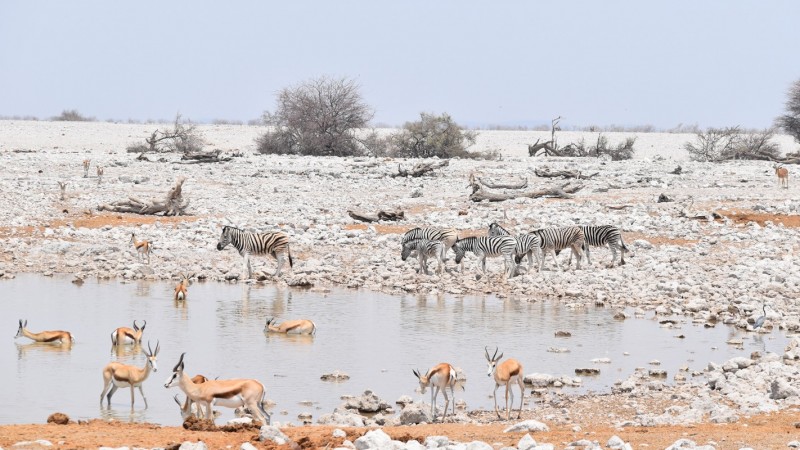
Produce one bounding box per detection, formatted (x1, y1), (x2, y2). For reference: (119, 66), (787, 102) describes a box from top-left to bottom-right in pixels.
(0, 275), (787, 425)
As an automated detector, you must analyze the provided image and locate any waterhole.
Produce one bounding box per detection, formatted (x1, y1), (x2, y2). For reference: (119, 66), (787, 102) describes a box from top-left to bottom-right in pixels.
(0, 275), (786, 425)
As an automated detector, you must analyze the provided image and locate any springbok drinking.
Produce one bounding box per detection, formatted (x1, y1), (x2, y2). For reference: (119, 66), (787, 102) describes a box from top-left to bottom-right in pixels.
(164, 352), (271, 425)
(413, 363), (459, 421)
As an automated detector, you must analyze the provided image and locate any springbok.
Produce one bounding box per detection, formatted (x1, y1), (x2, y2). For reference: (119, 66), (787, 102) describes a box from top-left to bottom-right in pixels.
(174, 274), (191, 301)
(413, 363), (459, 421)
(15, 319), (74, 344)
(173, 374), (219, 420)
(100, 341), (159, 408)
(96, 165), (104, 184)
(164, 352), (271, 425)
(485, 346), (524, 420)
(82, 159), (90, 178)
(130, 233), (151, 264)
(264, 317), (317, 335)
(110, 320), (146, 346)
(776, 165), (789, 189)
(58, 181), (67, 201)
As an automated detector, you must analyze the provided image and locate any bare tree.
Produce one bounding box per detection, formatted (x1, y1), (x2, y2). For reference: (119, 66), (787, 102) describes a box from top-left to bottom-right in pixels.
(391, 112), (477, 158)
(257, 76), (373, 156)
(684, 127), (741, 162)
(685, 127), (781, 161)
(776, 78), (800, 143)
(126, 114), (204, 155)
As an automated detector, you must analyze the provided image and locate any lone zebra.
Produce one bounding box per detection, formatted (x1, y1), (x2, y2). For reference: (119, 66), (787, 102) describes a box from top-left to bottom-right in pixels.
(216, 226), (293, 279)
(401, 239), (445, 275)
(402, 227), (459, 266)
(529, 226), (585, 272)
(487, 222), (543, 270)
(453, 236), (516, 279)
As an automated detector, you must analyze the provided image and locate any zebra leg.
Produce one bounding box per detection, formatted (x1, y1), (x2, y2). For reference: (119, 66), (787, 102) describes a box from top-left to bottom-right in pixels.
(572, 244), (582, 270)
(274, 254), (284, 277)
(479, 255), (487, 275)
(243, 254), (252, 279)
(547, 249), (560, 271)
(584, 245), (592, 267)
(609, 244), (618, 267)
(419, 253), (431, 275)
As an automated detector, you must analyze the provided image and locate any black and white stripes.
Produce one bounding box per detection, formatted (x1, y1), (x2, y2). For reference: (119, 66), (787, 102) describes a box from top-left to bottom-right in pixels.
(529, 226), (585, 271)
(575, 225), (628, 267)
(401, 239), (445, 275)
(488, 222), (542, 270)
(217, 226), (294, 279)
(453, 236), (517, 278)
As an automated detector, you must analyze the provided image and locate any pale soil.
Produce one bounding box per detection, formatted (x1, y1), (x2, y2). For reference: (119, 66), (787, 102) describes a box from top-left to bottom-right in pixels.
(1, 409), (799, 449)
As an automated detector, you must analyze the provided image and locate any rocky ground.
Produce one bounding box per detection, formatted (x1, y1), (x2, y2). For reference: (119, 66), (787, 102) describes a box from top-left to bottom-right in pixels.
(2, 120), (800, 449)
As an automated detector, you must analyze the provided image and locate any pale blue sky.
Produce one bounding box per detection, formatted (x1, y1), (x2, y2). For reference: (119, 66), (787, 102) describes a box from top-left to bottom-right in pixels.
(1, 1), (798, 128)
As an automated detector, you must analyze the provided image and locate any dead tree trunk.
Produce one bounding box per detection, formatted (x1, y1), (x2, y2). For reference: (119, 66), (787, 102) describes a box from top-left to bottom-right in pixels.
(97, 177), (190, 216)
(534, 168), (599, 179)
(392, 160), (449, 177)
(348, 210), (405, 223)
(177, 149), (231, 164)
(468, 181), (584, 202)
(528, 139), (558, 157)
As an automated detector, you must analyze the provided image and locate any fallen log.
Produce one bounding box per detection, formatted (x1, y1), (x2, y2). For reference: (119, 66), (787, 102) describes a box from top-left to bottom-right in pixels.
(392, 160), (449, 177)
(534, 168), (599, 179)
(528, 139), (557, 157)
(348, 210), (405, 223)
(469, 182), (584, 202)
(177, 149), (232, 164)
(477, 176), (528, 189)
(97, 177), (189, 216)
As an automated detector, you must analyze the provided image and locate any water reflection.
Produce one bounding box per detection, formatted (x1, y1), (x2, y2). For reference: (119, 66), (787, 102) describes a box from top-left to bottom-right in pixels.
(15, 341), (72, 360)
(0, 274), (791, 427)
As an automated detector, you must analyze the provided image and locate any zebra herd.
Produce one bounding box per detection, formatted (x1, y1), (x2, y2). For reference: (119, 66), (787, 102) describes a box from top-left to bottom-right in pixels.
(401, 223), (628, 278)
(214, 223), (627, 281)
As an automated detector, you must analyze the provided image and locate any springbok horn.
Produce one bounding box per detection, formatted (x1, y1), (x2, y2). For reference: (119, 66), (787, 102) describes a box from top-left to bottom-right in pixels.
(485, 346), (491, 360)
(133, 320), (140, 331)
(147, 341), (153, 356)
(173, 395), (182, 406)
(154, 340), (160, 355)
(174, 352), (186, 372)
(141, 320), (146, 330)
(492, 347), (499, 361)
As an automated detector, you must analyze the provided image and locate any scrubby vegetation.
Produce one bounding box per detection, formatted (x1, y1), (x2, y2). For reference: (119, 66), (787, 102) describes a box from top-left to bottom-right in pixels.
(126, 114), (204, 154)
(776, 78), (800, 144)
(256, 76), (373, 156)
(52, 110), (94, 122)
(684, 127), (780, 162)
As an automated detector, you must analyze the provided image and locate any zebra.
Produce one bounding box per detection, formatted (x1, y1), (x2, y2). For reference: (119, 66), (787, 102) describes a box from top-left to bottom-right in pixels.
(487, 222), (543, 271)
(401, 239), (445, 275)
(565, 225), (629, 267)
(452, 236), (517, 279)
(402, 227), (459, 267)
(216, 226), (294, 279)
(529, 226), (585, 272)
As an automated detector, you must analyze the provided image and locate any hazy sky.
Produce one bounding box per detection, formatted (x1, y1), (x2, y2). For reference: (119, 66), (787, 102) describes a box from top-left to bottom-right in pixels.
(1, 1), (799, 129)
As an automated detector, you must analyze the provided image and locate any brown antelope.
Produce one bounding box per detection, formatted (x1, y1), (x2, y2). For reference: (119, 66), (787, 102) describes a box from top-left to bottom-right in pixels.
(15, 319), (74, 344)
(164, 352), (271, 425)
(264, 317), (317, 335)
(775, 165), (789, 189)
(174, 274), (190, 301)
(413, 363), (459, 421)
(173, 374), (220, 420)
(96, 165), (104, 184)
(100, 341), (159, 408)
(485, 346), (524, 420)
(110, 320), (146, 346)
(82, 159), (90, 178)
(130, 233), (151, 264)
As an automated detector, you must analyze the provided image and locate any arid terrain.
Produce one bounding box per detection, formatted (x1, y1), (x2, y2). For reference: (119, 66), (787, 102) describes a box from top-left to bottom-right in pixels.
(2, 120), (800, 449)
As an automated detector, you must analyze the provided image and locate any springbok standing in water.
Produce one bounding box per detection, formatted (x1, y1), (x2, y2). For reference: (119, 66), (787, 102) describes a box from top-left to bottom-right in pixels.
(110, 320), (146, 346)
(174, 274), (191, 301)
(15, 320), (74, 344)
(413, 363), (459, 422)
(264, 317), (316, 335)
(485, 346), (525, 420)
(100, 341), (159, 408)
